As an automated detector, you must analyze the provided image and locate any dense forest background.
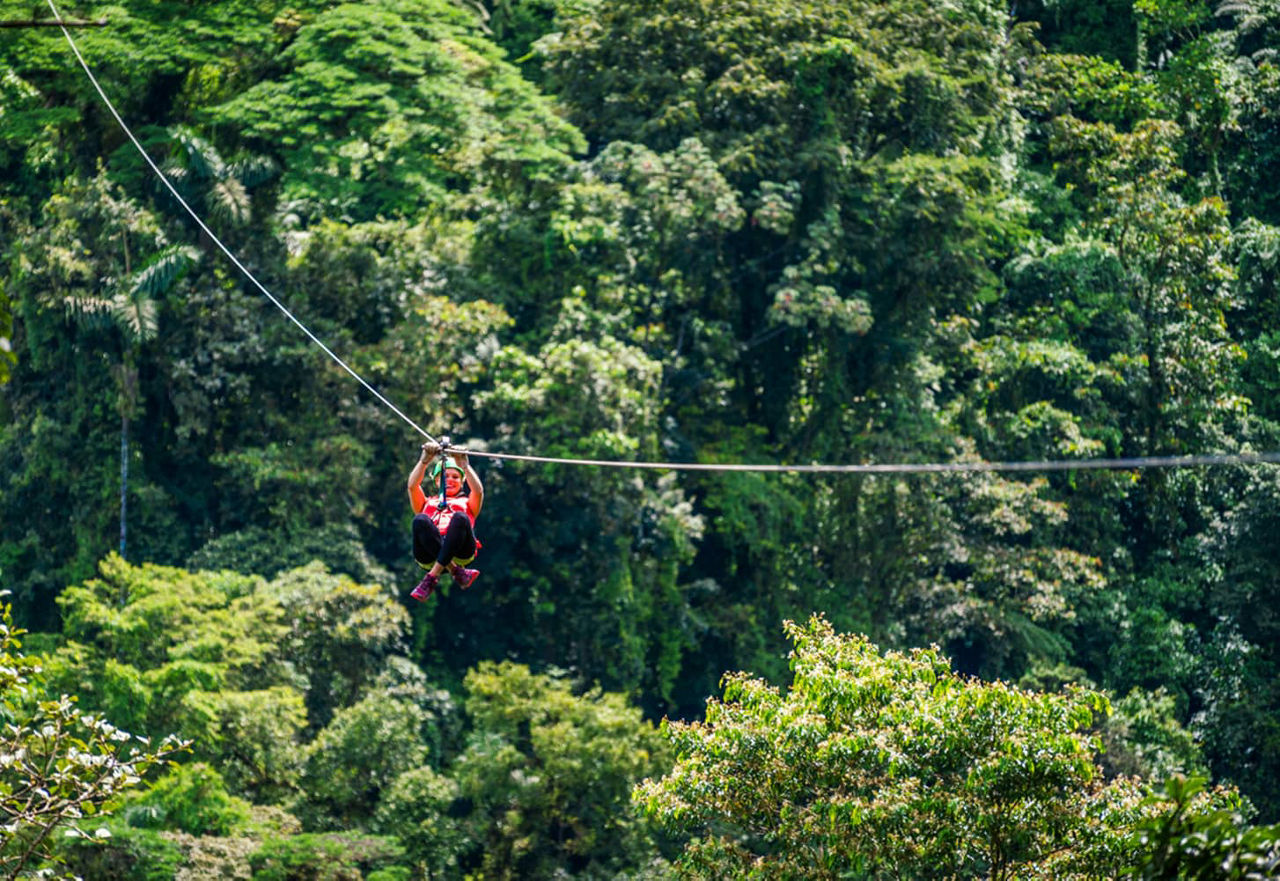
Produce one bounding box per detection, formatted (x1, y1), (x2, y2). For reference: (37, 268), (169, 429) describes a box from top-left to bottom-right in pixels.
(4, 0), (1280, 875)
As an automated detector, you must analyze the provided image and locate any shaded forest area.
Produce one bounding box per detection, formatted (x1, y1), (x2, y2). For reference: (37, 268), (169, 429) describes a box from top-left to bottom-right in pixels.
(4, 0), (1280, 875)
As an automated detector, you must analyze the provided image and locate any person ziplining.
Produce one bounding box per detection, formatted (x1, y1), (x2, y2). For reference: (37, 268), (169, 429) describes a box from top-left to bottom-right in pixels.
(407, 440), (483, 602)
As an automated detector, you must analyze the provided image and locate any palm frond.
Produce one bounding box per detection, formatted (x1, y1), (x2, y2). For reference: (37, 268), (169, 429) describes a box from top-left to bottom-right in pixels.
(129, 244), (200, 300)
(208, 178), (251, 227)
(110, 294), (159, 344)
(169, 126), (225, 181)
(62, 293), (116, 320)
(1216, 0), (1255, 17)
(58, 292), (119, 336)
(230, 155), (279, 189)
(162, 163), (191, 187)
(1216, 0), (1277, 34)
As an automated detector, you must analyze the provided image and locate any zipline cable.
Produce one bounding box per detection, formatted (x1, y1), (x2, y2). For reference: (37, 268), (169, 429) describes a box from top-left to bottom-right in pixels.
(46, 0), (440, 445)
(48, 5), (1280, 478)
(455, 449), (1280, 473)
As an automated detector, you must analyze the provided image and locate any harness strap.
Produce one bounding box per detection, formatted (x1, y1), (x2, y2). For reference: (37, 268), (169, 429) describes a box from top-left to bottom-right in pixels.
(436, 435), (451, 512)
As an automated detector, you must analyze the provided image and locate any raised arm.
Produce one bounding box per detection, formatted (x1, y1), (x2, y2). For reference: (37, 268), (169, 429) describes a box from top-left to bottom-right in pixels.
(407, 442), (438, 513)
(456, 451), (484, 519)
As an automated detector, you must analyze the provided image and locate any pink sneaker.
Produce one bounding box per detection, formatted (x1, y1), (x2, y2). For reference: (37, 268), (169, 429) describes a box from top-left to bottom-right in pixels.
(410, 572), (439, 602)
(449, 564), (479, 590)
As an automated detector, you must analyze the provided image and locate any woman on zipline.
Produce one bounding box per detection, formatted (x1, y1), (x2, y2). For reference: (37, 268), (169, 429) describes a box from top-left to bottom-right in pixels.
(407, 441), (483, 601)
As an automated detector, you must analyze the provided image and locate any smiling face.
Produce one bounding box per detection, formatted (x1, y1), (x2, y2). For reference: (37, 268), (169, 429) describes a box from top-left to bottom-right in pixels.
(442, 468), (464, 497)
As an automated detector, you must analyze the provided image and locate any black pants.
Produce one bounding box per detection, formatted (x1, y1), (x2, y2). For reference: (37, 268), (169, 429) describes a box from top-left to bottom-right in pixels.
(413, 513), (477, 568)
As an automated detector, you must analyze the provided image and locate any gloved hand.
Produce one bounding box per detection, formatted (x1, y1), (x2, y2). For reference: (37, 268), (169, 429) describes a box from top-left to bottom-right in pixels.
(419, 441), (441, 464)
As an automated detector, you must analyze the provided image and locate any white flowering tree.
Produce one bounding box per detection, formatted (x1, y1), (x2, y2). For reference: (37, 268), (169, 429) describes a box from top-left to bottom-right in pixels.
(0, 595), (187, 879)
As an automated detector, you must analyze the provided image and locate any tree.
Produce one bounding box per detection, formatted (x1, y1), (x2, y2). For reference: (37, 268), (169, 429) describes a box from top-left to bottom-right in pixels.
(638, 615), (1172, 879)
(1184, 463), (1280, 821)
(249, 833), (409, 880)
(210, 0), (583, 224)
(374, 766), (467, 878)
(1048, 117), (1241, 459)
(467, 330), (703, 704)
(1223, 6), (1280, 223)
(294, 688), (432, 831)
(266, 562), (412, 733)
(1015, 0), (1140, 67)
(121, 762), (253, 838)
(29, 174), (200, 560)
(41, 556), (305, 802)
(440, 661), (671, 878)
(1128, 774), (1280, 879)
(538, 0), (1021, 454)
(0, 594), (187, 878)
(0, 270), (12, 387)
(4, 171), (197, 615)
(156, 126), (274, 236)
(93, 241), (200, 561)
(522, 0), (1062, 707)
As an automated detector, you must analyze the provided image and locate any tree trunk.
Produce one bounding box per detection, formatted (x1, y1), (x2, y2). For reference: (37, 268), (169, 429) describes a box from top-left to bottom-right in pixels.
(120, 411), (128, 561)
(118, 355), (137, 569)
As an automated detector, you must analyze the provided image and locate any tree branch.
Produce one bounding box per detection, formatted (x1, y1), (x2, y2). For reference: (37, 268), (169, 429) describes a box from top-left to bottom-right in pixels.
(0, 18), (108, 28)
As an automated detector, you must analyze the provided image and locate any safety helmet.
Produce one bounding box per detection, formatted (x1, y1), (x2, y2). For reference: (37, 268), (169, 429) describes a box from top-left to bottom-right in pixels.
(431, 457), (464, 480)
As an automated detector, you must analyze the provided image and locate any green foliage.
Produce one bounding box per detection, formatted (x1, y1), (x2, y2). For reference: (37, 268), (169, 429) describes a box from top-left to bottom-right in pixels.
(8, 0), (1280, 849)
(50, 556), (280, 687)
(0, 60), (70, 172)
(1018, 0), (1140, 66)
(1187, 464), (1280, 821)
(543, 0), (1013, 160)
(41, 557), (428, 811)
(0, 287), (11, 386)
(294, 689), (432, 830)
(1228, 59), (1280, 222)
(1128, 775), (1280, 879)
(14, 168), (179, 358)
(1102, 688), (1208, 781)
(150, 830), (261, 881)
(1, 169), (196, 619)
(58, 794), (296, 880)
(539, 0), (1022, 450)
(466, 329), (703, 700)
(156, 126), (272, 231)
(445, 661), (671, 877)
(544, 137), (746, 349)
(187, 523), (393, 585)
(266, 562), (411, 732)
(0, 594), (188, 879)
(1050, 116), (1241, 452)
(249, 832), (408, 881)
(211, 0), (583, 223)
(124, 763), (253, 837)
(639, 615), (1150, 878)
(1021, 51), (1159, 127)
(42, 557), (306, 800)
(57, 820), (186, 881)
(488, 0), (598, 72)
(373, 766), (465, 876)
(183, 686), (308, 804)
